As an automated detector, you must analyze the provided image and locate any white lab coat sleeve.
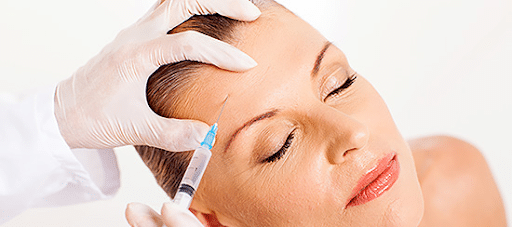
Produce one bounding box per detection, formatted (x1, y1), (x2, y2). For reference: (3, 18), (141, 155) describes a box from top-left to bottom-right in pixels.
(0, 84), (120, 224)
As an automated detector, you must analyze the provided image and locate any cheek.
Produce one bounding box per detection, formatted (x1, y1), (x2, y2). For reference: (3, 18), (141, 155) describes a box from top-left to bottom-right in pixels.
(201, 154), (337, 225)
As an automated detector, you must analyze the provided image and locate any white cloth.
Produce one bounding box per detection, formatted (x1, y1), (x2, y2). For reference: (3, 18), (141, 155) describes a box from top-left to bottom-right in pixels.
(0, 85), (120, 224)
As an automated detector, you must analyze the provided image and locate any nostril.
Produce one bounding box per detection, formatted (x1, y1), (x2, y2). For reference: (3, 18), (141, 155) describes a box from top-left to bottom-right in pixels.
(343, 147), (357, 157)
(325, 116), (369, 164)
(342, 130), (369, 158)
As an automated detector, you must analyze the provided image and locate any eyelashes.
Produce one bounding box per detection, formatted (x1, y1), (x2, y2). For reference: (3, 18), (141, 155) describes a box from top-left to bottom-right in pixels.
(325, 73), (357, 100)
(263, 129), (296, 163)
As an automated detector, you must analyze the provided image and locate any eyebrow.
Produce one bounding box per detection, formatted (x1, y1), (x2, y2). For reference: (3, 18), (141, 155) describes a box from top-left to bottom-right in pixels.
(223, 42), (332, 153)
(224, 110), (279, 152)
(311, 41), (333, 79)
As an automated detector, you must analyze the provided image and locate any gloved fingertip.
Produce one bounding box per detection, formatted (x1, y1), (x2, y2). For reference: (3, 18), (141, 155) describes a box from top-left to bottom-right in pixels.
(125, 202), (163, 227)
(232, 52), (258, 71)
(220, 47), (258, 72)
(126, 202), (151, 214)
(211, 0), (261, 21)
(238, 0), (262, 21)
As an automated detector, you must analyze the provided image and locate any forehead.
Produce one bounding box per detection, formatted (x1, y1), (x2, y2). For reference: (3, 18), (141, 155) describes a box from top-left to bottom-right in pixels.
(178, 8), (328, 144)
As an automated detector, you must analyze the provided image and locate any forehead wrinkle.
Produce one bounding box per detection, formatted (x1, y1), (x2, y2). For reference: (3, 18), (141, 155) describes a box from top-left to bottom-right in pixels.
(224, 109), (280, 153)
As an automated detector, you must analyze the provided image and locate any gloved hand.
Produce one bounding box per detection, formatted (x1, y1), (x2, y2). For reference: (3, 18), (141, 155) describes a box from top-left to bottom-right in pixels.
(125, 202), (204, 227)
(54, 0), (260, 151)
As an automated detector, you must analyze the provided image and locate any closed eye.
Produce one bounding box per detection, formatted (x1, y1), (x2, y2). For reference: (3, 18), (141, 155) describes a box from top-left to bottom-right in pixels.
(325, 73), (357, 100)
(263, 129), (296, 163)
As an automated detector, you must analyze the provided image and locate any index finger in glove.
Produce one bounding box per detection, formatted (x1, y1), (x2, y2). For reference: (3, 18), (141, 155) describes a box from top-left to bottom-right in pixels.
(126, 202), (164, 227)
(144, 31), (257, 73)
(161, 202), (204, 227)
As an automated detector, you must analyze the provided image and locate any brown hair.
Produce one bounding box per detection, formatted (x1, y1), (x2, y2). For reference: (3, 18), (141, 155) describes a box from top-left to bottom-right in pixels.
(136, 1), (280, 198)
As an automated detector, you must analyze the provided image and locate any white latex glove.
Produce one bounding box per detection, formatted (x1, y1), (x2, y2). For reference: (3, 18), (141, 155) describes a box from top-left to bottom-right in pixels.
(126, 202), (204, 227)
(54, 0), (260, 151)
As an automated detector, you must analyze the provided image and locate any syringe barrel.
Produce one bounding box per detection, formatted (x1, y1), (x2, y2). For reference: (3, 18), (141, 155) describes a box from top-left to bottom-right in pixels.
(173, 145), (212, 208)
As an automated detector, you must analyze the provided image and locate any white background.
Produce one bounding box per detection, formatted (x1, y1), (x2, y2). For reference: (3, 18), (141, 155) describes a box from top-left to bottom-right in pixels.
(1, 0), (510, 226)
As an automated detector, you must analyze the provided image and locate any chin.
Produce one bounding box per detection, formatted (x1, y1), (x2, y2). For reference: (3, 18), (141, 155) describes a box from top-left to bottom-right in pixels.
(386, 169), (425, 226)
(371, 157), (424, 226)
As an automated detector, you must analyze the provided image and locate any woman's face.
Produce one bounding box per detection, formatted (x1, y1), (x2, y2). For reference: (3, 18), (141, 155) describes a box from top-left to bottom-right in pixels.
(175, 7), (424, 227)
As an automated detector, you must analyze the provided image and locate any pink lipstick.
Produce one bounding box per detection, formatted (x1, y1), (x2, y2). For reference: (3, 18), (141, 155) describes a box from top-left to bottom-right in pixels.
(347, 152), (400, 207)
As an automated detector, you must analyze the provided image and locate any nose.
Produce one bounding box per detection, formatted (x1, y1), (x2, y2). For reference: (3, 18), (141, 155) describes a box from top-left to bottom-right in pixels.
(309, 107), (370, 164)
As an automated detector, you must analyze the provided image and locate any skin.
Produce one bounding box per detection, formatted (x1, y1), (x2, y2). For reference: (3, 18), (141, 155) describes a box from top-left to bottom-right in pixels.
(170, 7), (425, 226)
(411, 136), (506, 226)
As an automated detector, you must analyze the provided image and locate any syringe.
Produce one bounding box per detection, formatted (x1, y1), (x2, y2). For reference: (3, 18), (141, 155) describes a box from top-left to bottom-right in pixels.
(173, 96), (228, 209)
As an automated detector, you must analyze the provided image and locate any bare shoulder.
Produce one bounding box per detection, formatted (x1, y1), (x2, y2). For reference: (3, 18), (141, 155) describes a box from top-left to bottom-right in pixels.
(408, 135), (506, 227)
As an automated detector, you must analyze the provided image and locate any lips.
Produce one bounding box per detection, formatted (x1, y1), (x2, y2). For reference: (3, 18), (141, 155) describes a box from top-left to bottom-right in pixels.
(347, 152), (400, 208)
